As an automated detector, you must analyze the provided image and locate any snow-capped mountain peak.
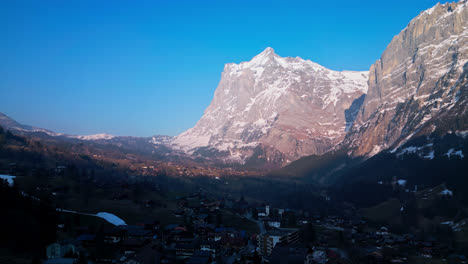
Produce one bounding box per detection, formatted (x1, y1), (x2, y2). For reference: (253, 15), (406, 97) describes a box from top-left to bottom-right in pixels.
(173, 48), (368, 166)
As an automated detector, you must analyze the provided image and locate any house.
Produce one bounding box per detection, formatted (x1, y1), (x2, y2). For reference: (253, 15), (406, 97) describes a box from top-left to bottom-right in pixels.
(265, 218), (281, 228)
(199, 240), (217, 255)
(55, 165), (66, 176)
(46, 241), (77, 259)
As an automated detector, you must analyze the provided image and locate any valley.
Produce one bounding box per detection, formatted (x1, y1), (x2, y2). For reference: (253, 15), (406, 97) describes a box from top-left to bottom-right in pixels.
(1, 0), (468, 264)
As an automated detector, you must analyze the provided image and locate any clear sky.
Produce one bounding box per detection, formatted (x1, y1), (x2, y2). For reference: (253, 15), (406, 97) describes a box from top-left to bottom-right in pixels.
(1, 0), (449, 137)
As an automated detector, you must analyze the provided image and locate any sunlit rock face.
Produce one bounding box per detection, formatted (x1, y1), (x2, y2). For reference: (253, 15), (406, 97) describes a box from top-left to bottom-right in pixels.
(344, 0), (468, 157)
(173, 47), (368, 167)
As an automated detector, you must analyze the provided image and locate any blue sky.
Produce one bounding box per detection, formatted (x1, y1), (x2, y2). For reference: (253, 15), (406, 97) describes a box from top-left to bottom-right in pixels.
(1, 0), (448, 137)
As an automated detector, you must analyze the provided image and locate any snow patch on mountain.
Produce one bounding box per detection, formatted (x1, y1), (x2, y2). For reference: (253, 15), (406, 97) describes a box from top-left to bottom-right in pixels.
(72, 133), (115, 140)
(445, 148), (465, 158)
(396, 143), (434, 157)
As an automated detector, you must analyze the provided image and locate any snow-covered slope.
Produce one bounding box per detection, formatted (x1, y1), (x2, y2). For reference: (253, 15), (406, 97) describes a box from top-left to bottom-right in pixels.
(71, 133), (116, 140)
(173, 47), (368, 166)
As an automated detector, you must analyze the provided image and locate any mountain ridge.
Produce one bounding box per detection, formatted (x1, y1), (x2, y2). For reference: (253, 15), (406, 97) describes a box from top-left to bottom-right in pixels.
(343, 0), (468, 157)
(172, 47), (368, 167)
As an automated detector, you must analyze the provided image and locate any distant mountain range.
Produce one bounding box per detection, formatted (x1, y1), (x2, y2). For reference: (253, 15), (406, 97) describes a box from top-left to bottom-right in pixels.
(0, 112), (169, 142)
(0, 112), (177, 160)
(174, 0), (468, 168)
(0, 112), (57, 136)
(1, 1), (467, 174)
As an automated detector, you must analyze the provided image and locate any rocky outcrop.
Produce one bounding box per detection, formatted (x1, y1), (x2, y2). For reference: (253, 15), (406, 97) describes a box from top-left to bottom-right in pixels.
(345, 0), (468, 156)
(173, 48), (368, 166)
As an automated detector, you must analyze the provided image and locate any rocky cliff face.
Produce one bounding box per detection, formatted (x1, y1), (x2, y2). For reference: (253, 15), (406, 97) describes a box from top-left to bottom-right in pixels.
(345, 0), (468, 156)
(173, 48), (368, 166)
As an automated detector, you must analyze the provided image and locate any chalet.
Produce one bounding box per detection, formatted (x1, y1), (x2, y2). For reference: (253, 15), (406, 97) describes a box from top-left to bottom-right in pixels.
(55, 165), (66, 176)
(199, 240), (217, 255)
(265, 218), (281, 228)
(46, 241), (77, 259)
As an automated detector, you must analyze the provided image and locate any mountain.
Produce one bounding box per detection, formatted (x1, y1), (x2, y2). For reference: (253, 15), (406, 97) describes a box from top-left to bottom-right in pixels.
(0, 112), (57, 136)
(277, 0), (468, 187)
(0, 112), (176, 160)
(0, 112), (116, 140)
(173, 47), (368, 167)
(343, 0), (468, 157)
